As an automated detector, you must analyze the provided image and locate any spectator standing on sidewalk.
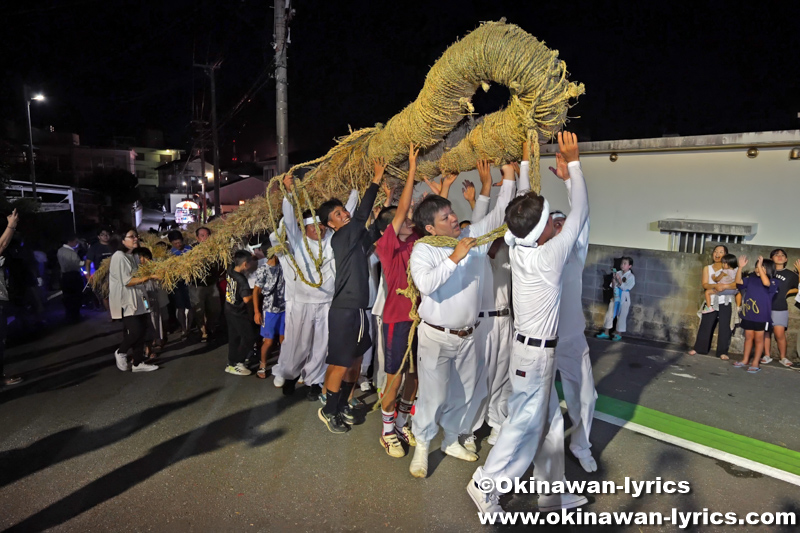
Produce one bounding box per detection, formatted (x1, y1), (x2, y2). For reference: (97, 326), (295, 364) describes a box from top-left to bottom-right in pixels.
(57, 234), (85, 323)
(763, 249), (798, 367)
(85, 228), (114, 311)
(109, 230), (159, 373)
(0, 210), (22, 386)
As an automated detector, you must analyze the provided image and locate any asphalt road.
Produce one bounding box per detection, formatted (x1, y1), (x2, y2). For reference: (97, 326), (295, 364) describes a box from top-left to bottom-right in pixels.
(1, 311), (799, 532)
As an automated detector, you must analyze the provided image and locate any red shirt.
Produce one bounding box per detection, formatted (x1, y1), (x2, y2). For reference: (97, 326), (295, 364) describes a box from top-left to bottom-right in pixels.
(375, 224), (419, 324)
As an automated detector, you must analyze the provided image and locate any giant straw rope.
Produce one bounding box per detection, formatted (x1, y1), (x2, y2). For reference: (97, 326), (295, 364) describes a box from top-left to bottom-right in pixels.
(91, 19), (583, 308)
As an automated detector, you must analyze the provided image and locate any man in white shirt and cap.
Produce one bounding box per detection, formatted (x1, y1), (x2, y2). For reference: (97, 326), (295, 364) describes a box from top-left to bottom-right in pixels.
(408, 160), (516, 478)
(275, 173), (357, 400)
(467, 131), (589, 513)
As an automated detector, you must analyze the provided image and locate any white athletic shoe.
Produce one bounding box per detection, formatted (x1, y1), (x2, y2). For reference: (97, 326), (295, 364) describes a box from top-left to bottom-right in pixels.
(297, 376), (305, 385)
(462, 434), (477, 453)
(442, 441), (478, 462)
(487, 426), (501, 446)
(380, 432), (406, 458)
(538, 493), (588, 512)
(467, 480), (503, 514)
(131, 362), (158, 373)
(578, 455), (598, 473)
(226, 364), (252, 376)
(273, 375), (285, 387)
(114, 350), (129, 372)
(409, 441), (429, 478)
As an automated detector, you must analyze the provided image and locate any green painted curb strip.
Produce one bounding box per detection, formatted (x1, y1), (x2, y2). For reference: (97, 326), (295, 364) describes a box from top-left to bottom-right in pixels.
(555, 381), (800, 476)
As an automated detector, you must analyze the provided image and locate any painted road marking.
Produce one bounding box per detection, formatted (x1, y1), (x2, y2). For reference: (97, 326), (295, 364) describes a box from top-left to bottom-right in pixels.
(556, 383), (800, 487)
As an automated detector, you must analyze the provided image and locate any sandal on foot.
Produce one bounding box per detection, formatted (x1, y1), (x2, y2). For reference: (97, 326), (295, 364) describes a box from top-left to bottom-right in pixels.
(779, 358), (794, 368)
(257, 367), (267, 379)
(760, 356), (773, 365)
(732, 361), (747, 368)
(746, 367), (761, 374)
(719, 354), (729, 360)
(687, 350), (697, 356)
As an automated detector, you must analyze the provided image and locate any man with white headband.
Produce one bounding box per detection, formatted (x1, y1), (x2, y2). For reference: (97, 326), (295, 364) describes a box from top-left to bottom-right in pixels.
(407, 159), (516, 478)
(549, 174), (598, 473)
(468, 131), (589, 513)
(275, 172), (357, 400)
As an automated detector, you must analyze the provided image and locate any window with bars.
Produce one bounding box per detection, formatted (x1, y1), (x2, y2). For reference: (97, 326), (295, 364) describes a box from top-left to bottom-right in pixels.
(657, 219), (757, 254)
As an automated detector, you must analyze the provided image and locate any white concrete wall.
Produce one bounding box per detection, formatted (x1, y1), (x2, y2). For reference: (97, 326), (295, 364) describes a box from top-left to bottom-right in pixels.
(438, 145), (800, 251)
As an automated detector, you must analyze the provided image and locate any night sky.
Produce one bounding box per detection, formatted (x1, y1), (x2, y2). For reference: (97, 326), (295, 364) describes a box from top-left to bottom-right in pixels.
(2, 0), (798, 165)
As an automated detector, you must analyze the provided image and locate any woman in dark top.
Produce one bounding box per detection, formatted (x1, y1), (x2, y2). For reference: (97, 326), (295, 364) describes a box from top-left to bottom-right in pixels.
(689, 245), (738, 359)
(732, 256), (778, 373)
(763, 249), (799, 367)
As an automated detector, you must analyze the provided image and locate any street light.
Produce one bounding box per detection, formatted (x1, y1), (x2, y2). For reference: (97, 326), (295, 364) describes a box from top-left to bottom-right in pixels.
(24, 85), (45, 200)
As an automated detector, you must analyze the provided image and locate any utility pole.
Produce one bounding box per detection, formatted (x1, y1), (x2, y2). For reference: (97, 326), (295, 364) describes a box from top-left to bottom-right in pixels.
(274, 0), (291, 175)
(194, 62), (222, 217)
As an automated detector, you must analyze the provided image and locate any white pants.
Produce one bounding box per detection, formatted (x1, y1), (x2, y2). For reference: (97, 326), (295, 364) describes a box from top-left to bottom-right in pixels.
(474, 339), (564, 487)
(360, 313), (378, 375)
(462, 314), (514, 434)
(415, 322), (480, 447)
(603, 291), (631, 333)
(274, 300), (330, 385)
(556, 333), (597, 459)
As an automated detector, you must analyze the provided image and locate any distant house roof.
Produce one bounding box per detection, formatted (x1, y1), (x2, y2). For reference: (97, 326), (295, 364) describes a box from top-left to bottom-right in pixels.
(206, 177), (269, 206)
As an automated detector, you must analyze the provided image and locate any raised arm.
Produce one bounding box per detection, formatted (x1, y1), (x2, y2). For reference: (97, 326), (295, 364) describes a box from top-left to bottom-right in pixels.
(439, 172), (458, 200)
(353, 159), (384, 225)
(470, 159), (493, 223)
(517, 140), (531, 195)
(735, 256), (747, 286)
(756, 256), (770, 287)
(281, 173), (305, 248)
(0, 210), (19, 256)
(462, 180), (477, 210)
(541, 132), (589, 268)
(467, 163), (516, 238)
(391, 144), (419, 234)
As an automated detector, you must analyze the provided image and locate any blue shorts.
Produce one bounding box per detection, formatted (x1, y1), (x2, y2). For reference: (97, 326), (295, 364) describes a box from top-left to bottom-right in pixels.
(260, 311), (285, 340)
(383, 321), (417, 375)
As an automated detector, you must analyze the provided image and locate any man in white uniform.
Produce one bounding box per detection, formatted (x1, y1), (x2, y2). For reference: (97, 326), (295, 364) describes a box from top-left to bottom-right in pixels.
(408, 161), (516, 478)
(550, 184), (598, 473)
(274, 173), (357, 399)
(468, 131), (589, 513)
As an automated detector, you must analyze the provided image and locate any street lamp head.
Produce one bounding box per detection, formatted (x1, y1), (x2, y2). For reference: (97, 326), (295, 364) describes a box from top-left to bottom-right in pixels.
(32, 94), (45, 101)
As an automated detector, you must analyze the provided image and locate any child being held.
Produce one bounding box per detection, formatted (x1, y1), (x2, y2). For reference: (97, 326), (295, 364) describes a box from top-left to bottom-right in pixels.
(733, 255), (778, 374)
(703, 253), (739, 313)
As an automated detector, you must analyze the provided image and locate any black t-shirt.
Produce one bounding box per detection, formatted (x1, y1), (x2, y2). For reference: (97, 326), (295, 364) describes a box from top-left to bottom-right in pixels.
(225, 268), (253, 317)
(330, 183), (379, 310)
(772, 269), (799, 312)
(87, 243), (113, 270)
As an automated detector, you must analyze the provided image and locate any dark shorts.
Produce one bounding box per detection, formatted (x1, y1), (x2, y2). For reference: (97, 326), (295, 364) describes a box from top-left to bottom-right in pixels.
(383, 321), (417, 375)
(740, 319), (771, 332)
(260, 311), (285, 340)
(326, 308), (371, 368)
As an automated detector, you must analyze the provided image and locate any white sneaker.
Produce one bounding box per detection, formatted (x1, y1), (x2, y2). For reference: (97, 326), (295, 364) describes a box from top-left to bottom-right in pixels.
(462, 434), (477, 453)
(487, 426), (501, 446)
(380, 432), (406, 458)
(467, 480), (503, 513)
(273, 375), (285, 387)
(297, 377), (305, 385)
(225, 363), (252, 376)
(538, 492), (588, 512)
(131, 362), (158, 372)
(114, 350), (129, 372)
(409, 441), (429, 478)
(442, 441), (478, 462)
(359, 380), (372, 392)
(578, 455), (598, 473)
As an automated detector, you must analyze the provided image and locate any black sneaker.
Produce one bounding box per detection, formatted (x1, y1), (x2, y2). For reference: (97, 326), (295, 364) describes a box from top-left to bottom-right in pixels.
(341, 404), (365, 425)
(282, 377), (297, 396)
(306, 384), (322, 402)
(318, 408), (350, 434)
